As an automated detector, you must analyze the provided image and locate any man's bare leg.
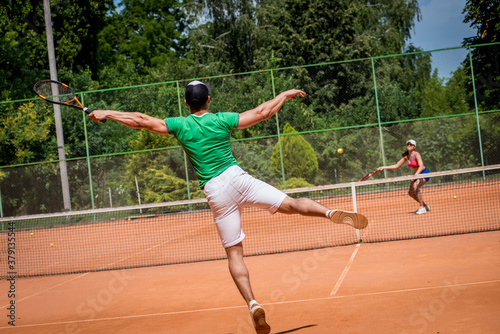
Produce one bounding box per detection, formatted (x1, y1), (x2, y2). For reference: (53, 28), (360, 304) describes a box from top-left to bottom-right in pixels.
(277, 196), (368, 229)
(225, 242), (254, 303)
(277, 196), (328, 216)
(225, 242), (270, 334)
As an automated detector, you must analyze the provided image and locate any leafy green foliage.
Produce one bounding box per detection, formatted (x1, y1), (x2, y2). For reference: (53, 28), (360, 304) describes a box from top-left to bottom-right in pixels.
(124, 148), (204, 205)
(265, 0), (420, 65)
(0, 31), (39, 100)
(277, 177), (311, 190)
(0, 101), (54, 165)
(462, 0), (500, 111)
(256, 0), (425, 131)
(479, 113), (500, 165)
(98, 0), (188, 76)
(463, 0), (500, 44)
(420, 68), (469, 117)
(0, 0), (114, 99)
(140, 168), (204, 202)
(186, 0), (273, 74)
(270, 123), (318, 183)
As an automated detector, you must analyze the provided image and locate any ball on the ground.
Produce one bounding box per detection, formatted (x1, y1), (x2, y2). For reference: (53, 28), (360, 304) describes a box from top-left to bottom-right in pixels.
(337, 148), (344, 154)
(50, 243), (54, 247)
(453, 196), (457, 199)
(30, 233), (33, 236)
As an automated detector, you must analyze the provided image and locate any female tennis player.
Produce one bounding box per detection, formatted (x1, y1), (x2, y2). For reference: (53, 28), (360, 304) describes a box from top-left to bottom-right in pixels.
(89, 81), (368, 334)
(376, 139), (430, 215)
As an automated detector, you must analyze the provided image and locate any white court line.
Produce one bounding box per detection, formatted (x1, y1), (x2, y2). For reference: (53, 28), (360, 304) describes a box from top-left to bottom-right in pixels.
(1, 273), (89, 309)
(1, 279), (498, 330)
(330, 243), (361, 296)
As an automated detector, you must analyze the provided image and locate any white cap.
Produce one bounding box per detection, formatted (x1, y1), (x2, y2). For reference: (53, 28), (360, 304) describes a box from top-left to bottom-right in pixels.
(187, 80), (211, 89)
(406, 139), (416, 147)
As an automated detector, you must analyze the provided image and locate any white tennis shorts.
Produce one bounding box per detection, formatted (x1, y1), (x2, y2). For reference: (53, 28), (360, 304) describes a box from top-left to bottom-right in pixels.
(203, 165), (287, 248)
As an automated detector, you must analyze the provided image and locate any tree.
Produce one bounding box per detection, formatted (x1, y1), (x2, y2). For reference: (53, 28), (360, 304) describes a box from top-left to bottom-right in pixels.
(0, 101), (54, 166)
(462, 0), (500, 111)
(97, 0), (188, 79)
(420, 68), (469, 117)
(185, 0), (274, 75)
(0, 0), (114, 100)
(380, 44), (432, 98)
(276, 177), (311, 190)
(460, 1), (500, 168)
(463, 0), (499, 44)
(258, 0), (423, 130)
(139, 167), (204, 202)
(0, 31), (39, 100)
(270, 123), (318, 183)
(266, 0), (420, 66)
(0, 101), (60, 215)
(122, 125), (206, 204)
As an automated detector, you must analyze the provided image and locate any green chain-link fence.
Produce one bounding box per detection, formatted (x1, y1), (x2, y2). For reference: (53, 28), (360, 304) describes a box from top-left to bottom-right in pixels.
(1, 43), (499, 217)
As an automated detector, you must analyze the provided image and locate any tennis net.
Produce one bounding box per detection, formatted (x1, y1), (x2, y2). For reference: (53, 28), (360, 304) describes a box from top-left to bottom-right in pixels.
(1, 165), (499, 277)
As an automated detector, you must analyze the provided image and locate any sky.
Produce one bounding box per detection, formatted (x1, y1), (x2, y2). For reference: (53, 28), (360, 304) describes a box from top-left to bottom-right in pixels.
(408, 0), (477, 78)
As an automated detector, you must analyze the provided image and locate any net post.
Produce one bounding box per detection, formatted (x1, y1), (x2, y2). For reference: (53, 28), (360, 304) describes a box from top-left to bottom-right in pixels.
(351, 183), (361, 241)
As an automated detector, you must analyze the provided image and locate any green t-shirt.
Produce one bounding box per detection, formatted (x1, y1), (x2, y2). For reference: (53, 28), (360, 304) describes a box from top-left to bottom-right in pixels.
(165, 112), (241, 188)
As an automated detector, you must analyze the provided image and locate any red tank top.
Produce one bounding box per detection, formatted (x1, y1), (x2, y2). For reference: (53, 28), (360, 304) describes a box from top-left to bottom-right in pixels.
(406, 152), (419, 168)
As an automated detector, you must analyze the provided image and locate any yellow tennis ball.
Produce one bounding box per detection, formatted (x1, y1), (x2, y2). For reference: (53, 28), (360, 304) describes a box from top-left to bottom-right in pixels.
(50, 243), (54, 247)
(453, 195), (457, 199)
(30, 233), (34, 236)
(337, 148), (343, 154)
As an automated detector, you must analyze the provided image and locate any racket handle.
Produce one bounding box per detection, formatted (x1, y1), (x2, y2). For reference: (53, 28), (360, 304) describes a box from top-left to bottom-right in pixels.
(83, 107), (107, 123)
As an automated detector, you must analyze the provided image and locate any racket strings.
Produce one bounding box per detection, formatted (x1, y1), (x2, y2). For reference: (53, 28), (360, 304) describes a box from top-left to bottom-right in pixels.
(37, 82), (74, 103)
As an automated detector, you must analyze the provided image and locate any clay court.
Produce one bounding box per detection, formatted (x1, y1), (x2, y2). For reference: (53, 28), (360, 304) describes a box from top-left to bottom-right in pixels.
(1, 177), (499, 333)
(1, 231), (499, 334)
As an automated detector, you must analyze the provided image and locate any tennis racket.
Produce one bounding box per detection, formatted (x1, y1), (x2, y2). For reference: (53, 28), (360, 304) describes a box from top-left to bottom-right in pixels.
(33, 80), (106, 123)
(359, 169), (379, 181)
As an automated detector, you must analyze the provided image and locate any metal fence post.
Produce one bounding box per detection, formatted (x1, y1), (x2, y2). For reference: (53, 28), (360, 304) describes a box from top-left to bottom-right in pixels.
(371, 57), (387, 177)
(0, 186), (3, 220)
(468, 46), (485, 178)
(176, 81), (193, 204)
(81, 93), (96, 210)
(271, 69), (287, 189)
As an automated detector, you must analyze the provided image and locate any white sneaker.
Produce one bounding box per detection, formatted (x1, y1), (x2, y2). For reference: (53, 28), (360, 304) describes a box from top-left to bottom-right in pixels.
(416, 207), (427, 215)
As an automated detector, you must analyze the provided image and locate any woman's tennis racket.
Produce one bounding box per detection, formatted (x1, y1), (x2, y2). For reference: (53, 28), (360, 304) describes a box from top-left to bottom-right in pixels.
(359, 169), (379, 181)
(33, 80), (106, 123)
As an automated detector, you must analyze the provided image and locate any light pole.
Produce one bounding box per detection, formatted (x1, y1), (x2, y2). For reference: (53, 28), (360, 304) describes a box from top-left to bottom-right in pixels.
(43, 0), (71, 212)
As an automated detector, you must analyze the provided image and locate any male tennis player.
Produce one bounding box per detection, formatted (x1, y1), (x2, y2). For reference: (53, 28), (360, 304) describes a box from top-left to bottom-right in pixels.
(89, 81), (368, 334)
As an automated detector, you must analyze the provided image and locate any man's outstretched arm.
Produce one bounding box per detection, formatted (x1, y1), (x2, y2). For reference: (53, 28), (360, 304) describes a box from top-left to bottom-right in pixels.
(89, 110), (169, 135)
(237, 89), (306, 129)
